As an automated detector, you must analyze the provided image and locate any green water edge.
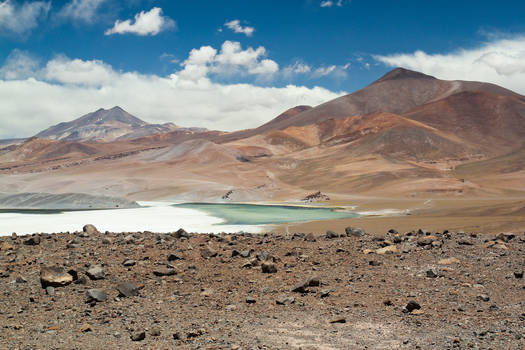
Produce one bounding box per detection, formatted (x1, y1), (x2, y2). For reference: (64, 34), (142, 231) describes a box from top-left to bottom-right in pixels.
(174, 202), (360, 225)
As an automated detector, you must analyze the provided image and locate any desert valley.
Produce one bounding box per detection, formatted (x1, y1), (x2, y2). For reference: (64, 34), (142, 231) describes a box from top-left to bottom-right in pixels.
(1, 68), (525, 234)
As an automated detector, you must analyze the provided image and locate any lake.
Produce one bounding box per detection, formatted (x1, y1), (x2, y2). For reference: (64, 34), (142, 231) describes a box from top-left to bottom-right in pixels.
(0, 202), (359, 236)
(175, 203), (358, 225)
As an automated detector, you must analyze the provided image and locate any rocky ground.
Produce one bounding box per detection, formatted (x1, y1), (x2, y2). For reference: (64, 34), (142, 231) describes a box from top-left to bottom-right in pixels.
(0, 225), (524, 350)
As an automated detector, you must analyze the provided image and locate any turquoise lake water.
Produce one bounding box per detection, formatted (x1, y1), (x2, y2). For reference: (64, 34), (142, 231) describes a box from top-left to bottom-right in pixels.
(174, 203), (359, 225)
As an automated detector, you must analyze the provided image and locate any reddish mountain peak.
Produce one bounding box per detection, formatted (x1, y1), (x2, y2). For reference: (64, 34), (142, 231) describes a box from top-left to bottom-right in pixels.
(374, 67), (437, 83)
(268, 105), (312, 124)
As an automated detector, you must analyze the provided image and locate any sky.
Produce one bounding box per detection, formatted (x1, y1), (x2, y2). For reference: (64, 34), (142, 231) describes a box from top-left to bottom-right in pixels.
(1, 0), (525, 139)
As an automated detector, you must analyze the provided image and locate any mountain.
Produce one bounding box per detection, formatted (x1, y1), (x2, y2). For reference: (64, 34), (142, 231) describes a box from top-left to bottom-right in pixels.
(255, 68), (523, 132)
(34, 106), (180, 142)
(2, 68), (525, 201)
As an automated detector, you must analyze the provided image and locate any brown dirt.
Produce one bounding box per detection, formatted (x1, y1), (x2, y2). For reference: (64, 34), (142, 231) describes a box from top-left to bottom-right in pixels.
(1, 227), (524, 349)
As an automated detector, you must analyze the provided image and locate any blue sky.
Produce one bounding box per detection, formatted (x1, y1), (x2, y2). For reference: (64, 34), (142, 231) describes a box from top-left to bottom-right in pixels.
(1, 0), (525, 138)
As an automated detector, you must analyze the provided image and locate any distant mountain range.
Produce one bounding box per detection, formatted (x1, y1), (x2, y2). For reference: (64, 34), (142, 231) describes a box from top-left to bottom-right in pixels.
(1, 68), (524, 201)
(34, 106), (206, 142)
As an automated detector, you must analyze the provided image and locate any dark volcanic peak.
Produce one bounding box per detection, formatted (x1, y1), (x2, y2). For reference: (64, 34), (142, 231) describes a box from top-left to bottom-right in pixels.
(375, 67), (437, 83)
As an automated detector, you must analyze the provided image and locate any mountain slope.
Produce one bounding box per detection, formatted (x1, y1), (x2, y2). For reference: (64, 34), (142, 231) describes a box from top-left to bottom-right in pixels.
(34, 106), (180, 142)
(257, 68), (523, 132)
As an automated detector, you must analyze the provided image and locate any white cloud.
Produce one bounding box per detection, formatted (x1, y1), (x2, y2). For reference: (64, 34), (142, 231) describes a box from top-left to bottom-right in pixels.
(320, 0), (346, 7)
(0, 0), (50, 36)
(43, 56), (118, 86)
(283, 61), (311, 78)
(0, 50), (344, 139)
(312, 63), (350, 78)
(58, 0), (105, 23)
(0, 49), (39, 80)
(105, 7), (175, 36)
(374, 35), (525, 94)
(224, 19), (254, 37)
(177, 41), (279, 82)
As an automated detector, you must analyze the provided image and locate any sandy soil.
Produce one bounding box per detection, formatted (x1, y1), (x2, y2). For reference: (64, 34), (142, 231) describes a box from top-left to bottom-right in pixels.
(275, 198), (525, 234)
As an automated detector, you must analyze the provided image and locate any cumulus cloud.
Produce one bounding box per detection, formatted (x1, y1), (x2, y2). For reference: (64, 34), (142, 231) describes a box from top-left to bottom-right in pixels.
(374, 35), (525, 94)
(0, 49), (344, 139)
(224, 19), (254, 37)
(105, 7), (175, 36)
(0, 0), (50, 36)
(43, 56), (118, 86)
(57, 0), (105, 23)
(177, 41), (279, 82)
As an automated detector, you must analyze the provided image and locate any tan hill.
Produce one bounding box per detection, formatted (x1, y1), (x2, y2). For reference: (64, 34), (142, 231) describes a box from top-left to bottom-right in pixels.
(0, 138), (99, 163)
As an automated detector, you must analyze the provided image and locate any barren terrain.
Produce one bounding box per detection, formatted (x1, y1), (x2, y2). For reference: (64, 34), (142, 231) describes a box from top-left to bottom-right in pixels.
(1, 226), (524, 349)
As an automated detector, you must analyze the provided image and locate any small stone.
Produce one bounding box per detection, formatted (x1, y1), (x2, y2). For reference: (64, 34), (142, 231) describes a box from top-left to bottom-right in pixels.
(131, 331), (146, 341)
(376, 245), (399, 255)
(232, 249), (251, 258)
(200, 246), (218, 259)
(477, 294), (490, 302)
(23, 235), (41, 246)
(514, 271), (523, 279)
(304, 233), (316, 242)
(83, 224), (98, 235)
(102, 237), (112, 245)
(438, 257), (460, 265)
(79, 323), (92, 333)
(369, 260), (382, 266)
(167, 253), (183, 261)
(329, 317), (346, 324)
(245, 297), (256, 304)
(417, 235), (437, 246)
(40, 266), (73, 288)
(116, 282), (139, 297)
(150, 327), (161, 337)
(45, 286), (55, 296)
(496, 232), (515, 242)
(292, 276), (320, 293)
(153, 267), (177, 276)
(86, 288), (107, 302)
(320, 289), (330, 298)
(426, 269), (438, 278)
(325, 230), (339, 239)
(276, 295), (295, 305)
(1, 241), (14, 251)
(345, 227), (366, 237)
(403, 300), (421, 313)
(122, 259), (136, 267)
(261, 262), (277, 273)
(86, 265), (105, 280)
(172, 228), (190, 239)
(15, 276), (27, 283)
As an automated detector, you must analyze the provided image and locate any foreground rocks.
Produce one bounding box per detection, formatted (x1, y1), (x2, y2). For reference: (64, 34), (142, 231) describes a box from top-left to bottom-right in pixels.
(0, 227), (524, 349)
